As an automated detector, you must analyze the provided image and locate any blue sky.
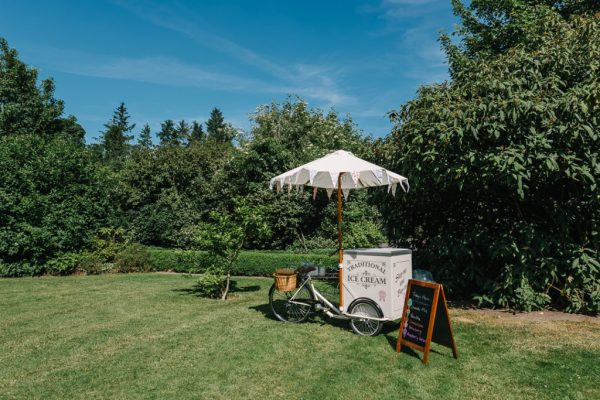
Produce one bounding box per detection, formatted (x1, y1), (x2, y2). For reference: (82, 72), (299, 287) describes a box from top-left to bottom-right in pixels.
(1, 0), (456, 142)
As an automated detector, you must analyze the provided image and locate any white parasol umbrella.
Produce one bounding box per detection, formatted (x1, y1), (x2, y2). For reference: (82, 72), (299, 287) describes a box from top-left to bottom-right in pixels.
(269, 150), (409, 310)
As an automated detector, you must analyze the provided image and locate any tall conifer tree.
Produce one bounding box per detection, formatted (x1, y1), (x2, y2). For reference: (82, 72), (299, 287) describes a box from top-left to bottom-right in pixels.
(158, 119), (176, 146)
(138, 123), (152, 149)
(99, 102), (134, 161)
(174, 120), (190, 146)
(206, 108), (227, 143)
(189, 121), (205, 144)
(206, 107), (236, 144)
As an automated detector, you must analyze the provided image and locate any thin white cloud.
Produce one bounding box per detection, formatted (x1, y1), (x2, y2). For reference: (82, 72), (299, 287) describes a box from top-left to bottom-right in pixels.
(113, 0), (353, 107)
(64, 57), (253, 89)
(364, 0), (450, 22)
(293, 86), (354, 106)
(354, 0), (450, 80)
(32, 44), (352, 106)
(116, 1), (295, 82)
(401, 23), (447, 63)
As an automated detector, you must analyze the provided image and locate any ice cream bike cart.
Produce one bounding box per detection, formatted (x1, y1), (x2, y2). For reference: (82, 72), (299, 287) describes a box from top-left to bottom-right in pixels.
(267, 150), (411, 336)
(269, 247), (412, 336)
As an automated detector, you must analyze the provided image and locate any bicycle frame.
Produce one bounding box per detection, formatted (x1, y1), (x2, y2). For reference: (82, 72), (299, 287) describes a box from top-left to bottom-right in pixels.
(289, 274), (390, 322)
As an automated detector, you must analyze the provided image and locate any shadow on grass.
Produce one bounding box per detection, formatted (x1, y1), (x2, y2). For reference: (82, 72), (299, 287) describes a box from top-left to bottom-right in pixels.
(228, 281), (261, 293)
(382, 321), (400, 335)
(249, 303), (283, 322)
(249, 303), (408, 337)
(384, 333), (452, 362)
(249, 303), (350, 331)
(384, 334), (421, 361)
(173, 280), (260, 297)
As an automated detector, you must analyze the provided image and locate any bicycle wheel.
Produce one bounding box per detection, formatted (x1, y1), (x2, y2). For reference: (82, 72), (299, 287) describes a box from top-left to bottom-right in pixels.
(269, 283), (313, 323)
(349, 299), (384, 336)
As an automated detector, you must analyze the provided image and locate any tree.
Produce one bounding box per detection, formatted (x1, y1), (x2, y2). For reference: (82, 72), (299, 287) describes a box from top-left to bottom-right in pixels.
(117, 140), (232, 247)
(157, 119), (176, 146)
(444, 0), (600, 65)
(226, 97), (379, 250)
(206, 107), (236, 144)
(194, 198), (270, 300)
(100, 125), (128, 162)
(110, 102), (136, 134)
(174, 120), (190, 145)
(385, 2), (600, 313)
(99, 102), (135, 161)
(137, 123), (153, 149)
(57, 115), (85, 142)
(0, 37), (84, 141)
(189, 120), (205, 144)
(206, 108), (225, 138)
(0, 134), (115, 275)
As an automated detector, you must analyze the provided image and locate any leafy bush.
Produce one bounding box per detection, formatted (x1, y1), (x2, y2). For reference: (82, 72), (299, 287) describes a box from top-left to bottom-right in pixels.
(114, 243), (153, 273)
(513, 276), (552, 312)
(77, 252), (112, 275)
(117, 143), (227, 247)
(383, 4), (600, 313)
(289, 236), (337, 251)
(301, 193), (387, 251)
(191, 273), (228, 299)
(344, 219), (387, 249)
(46, 252), (80, 276)
(90, 227), (127, 263)
(0, 262), (43, 277)
(0, 134), (114, 272)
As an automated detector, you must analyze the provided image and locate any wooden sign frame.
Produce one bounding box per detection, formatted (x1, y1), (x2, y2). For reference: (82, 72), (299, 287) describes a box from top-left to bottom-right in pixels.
(396, 279), (458, 365)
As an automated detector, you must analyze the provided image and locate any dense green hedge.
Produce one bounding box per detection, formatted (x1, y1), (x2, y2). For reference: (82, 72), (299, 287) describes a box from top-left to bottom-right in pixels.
(147, 247), (337, 276)
(0, 247), (337, 278)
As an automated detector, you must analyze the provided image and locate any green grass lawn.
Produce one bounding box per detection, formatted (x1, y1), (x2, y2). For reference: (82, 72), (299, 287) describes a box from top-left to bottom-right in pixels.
(1, 274), (598, 400)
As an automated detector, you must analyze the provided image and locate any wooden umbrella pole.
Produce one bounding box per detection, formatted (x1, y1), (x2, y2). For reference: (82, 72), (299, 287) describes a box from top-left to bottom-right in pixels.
(337, 173), (343, 310)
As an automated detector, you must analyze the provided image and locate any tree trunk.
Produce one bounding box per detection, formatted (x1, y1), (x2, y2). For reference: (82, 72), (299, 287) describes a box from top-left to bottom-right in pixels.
(221, 270), (231, 300)
(297, 229), (308, 252)
(221, 240), (243, 300)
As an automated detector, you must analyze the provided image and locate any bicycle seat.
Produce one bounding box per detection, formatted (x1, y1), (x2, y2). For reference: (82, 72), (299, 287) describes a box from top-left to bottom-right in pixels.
(297, 266), (316, 275)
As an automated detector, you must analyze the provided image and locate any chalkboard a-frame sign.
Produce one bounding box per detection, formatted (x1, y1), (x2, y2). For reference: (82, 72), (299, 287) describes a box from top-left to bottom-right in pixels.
(396, 279), (458, 365)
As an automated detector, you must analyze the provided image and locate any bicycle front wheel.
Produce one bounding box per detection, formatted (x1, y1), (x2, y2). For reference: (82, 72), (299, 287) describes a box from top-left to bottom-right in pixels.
(269, 283), (313, 323)
(349, 299), (384, 336)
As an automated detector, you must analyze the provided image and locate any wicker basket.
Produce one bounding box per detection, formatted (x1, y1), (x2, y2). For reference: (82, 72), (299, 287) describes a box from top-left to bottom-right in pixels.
(273, 269), (297, 291)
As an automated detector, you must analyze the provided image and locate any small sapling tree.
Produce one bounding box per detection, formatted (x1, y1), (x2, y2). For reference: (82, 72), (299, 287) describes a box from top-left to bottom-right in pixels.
(195, 198), (270, 300)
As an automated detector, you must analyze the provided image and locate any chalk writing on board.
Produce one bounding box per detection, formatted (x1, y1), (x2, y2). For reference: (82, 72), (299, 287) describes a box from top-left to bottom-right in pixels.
(401, 284), (434, 347)
(397, 279), (459, 365)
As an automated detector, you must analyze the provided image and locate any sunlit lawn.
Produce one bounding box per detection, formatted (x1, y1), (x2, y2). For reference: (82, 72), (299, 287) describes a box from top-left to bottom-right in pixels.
(1, 274), (598, 399)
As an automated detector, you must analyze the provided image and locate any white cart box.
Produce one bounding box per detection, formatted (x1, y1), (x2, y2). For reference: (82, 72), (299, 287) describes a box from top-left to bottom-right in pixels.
(343, 248), (412, 320)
